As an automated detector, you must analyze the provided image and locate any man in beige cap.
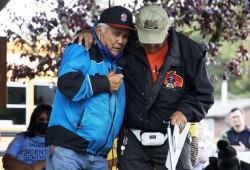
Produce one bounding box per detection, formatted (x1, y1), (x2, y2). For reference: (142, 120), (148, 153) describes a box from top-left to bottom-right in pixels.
(76, 5), (214, 170)
(116, 5), (213, 170)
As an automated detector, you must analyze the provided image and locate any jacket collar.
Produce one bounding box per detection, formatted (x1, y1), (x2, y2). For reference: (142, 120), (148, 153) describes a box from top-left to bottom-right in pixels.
(166, 28), (182, 66)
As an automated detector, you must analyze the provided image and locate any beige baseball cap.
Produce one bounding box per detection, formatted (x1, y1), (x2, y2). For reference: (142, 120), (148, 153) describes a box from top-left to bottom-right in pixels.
(136, 5), (173, 44)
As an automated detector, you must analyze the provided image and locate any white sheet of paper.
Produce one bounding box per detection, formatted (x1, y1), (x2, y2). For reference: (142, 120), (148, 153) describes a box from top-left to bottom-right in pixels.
(165, 122), (190, 170)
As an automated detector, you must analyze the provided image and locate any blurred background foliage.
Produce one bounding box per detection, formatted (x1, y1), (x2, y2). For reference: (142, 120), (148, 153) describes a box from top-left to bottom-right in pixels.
(0, 0), (249, 98)
(179, 26), (250, 99)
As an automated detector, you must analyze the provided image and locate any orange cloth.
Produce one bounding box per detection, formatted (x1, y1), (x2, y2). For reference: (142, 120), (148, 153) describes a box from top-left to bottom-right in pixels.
(146, 40), (169, 82)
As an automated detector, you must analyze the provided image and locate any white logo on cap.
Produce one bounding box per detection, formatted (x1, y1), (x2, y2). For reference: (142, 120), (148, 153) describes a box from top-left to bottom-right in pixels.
(121, 13), (127, 22)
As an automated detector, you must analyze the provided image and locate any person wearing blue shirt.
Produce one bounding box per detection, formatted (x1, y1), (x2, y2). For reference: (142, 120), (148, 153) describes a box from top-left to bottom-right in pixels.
(2, 103), (52, 170)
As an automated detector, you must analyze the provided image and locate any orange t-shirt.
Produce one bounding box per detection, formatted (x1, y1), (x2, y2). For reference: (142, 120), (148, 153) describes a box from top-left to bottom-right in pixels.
(146, 40), (169, 82)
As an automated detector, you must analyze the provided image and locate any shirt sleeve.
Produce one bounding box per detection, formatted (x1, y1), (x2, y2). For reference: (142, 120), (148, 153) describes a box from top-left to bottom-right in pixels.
(5, 134), (25, 156)
(57, 44), (109, 101)
(176, 55), (214, 122)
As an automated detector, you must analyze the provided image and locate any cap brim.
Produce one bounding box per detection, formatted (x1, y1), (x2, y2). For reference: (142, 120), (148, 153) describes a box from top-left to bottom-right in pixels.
(108, 23), (135, 30)
(137, 27), (166, 44)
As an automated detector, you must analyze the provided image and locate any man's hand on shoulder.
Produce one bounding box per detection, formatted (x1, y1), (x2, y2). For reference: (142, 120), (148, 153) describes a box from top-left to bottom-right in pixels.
(72, 29), (94, 50)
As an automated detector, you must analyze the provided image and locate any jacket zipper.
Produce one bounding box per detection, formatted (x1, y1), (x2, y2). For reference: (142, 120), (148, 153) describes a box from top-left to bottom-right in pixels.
(76, 108), (85, 129)
(95, 93), (116, 155)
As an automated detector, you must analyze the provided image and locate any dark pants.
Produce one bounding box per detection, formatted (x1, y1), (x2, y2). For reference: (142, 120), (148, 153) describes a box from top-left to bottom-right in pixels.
(117, 129), (192, 170)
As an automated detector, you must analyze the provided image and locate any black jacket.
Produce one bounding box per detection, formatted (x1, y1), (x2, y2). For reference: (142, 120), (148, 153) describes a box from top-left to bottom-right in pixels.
(122, 28), (214, 133)
(205, 157), (250, 170)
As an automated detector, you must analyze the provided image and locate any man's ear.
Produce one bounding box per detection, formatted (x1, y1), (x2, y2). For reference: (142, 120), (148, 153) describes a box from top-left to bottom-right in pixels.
(95, 26), (102, 39)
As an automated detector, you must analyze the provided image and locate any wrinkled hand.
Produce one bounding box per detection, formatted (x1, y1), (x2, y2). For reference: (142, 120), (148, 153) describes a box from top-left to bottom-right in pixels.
(170, 111), (187, 133)
(72, 29), (94, 50)
(231, 141), (246, 152)
(107, 71), (124, 93)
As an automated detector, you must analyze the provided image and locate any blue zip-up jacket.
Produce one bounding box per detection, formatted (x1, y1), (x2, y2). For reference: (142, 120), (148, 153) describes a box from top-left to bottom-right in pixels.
(45, 31), (126, 156)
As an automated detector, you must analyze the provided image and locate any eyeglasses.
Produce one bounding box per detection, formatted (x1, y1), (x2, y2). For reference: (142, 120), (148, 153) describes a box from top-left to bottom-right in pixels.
(230, 116), (241, 119)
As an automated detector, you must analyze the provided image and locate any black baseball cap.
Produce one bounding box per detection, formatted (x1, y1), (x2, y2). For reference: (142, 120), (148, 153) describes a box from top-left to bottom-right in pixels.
(99, 6), (135, 30)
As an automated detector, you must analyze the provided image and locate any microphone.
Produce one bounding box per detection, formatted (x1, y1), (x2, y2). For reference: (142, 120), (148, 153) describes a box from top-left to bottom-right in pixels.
(115, 59), (126, 74)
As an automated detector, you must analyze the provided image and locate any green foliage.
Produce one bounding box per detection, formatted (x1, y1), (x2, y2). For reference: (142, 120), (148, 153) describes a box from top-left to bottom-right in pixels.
(178, 22), (250, 98)
(211, 39), (250, 98)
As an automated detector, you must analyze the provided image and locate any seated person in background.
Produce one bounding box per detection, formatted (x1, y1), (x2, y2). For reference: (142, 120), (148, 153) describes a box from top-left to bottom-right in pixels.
(205, 140), (250, 170)
(194, 120), (216, 170)
(2, 103), (52, 170)
(221, 107), (250, 151)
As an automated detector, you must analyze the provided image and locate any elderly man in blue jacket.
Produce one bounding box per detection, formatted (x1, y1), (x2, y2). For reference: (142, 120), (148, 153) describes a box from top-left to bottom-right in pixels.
(45, 6), (135, 170)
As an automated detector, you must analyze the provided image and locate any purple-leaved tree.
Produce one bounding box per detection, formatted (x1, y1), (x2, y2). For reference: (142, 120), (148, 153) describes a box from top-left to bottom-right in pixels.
(1, 0), (250, 82)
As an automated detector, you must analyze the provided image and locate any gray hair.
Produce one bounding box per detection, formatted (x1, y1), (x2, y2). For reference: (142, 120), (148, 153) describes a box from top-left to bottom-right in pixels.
(96, 23), (109, 33)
